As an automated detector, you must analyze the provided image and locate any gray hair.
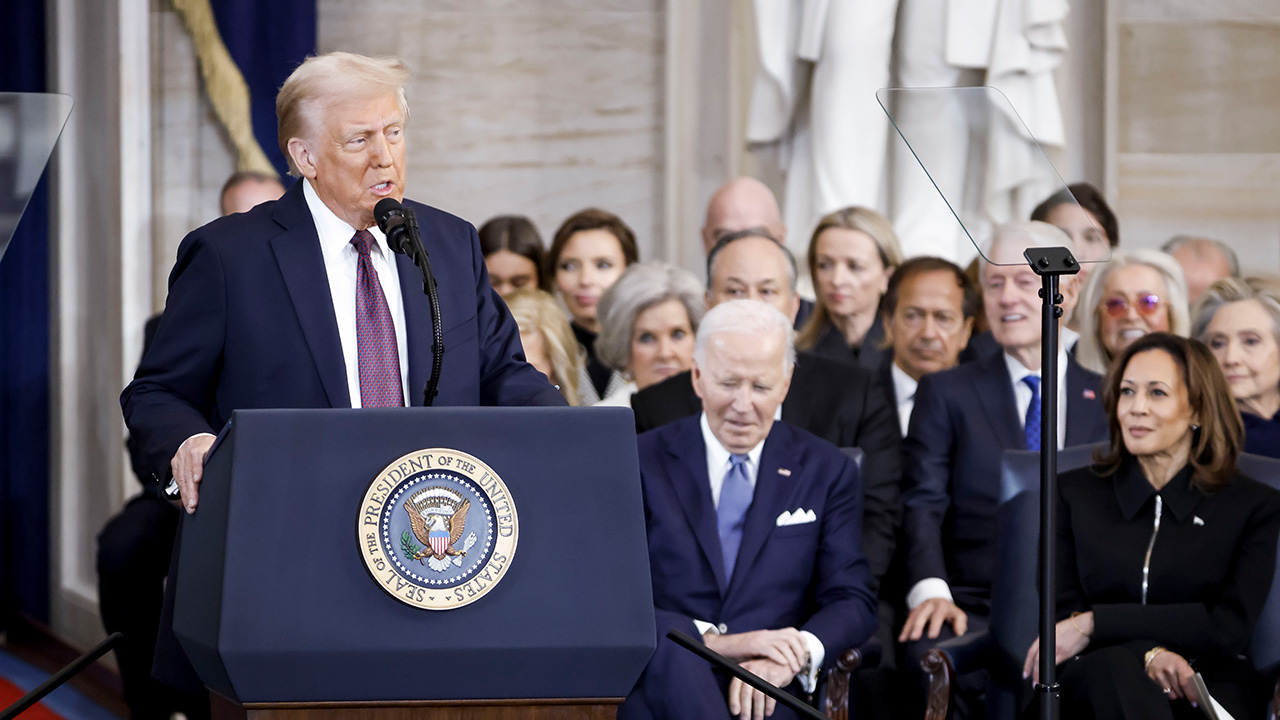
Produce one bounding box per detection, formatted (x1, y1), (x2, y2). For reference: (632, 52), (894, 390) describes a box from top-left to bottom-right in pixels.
(979, 221), (1076, 281)
(277, 52), (411, 177)
(693, 299), (796, 374)
(1191, 275), (1280, 350)
(594, 263), (706, 373)
(1074, 249), (1192, 374)
(705, 228), (798, 293)
(1162, 235), (1241, 277)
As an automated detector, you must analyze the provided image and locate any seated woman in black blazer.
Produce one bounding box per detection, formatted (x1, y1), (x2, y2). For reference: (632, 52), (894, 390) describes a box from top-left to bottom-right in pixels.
(1024, 332), (1280, 718)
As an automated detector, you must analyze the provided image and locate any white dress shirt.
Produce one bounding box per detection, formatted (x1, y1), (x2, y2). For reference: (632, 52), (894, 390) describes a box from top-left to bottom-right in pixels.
(693, 413), (824, 691)
(175, 182), (412, 457)
(906, 348), (1071, 610)
(304, 179), (410, 407)
(890, 362), (919, 438)
(1003, 349), (1069, 451)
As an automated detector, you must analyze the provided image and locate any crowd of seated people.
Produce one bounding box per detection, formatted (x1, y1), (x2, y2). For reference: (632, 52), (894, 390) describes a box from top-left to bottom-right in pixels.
(112, 165), (1279, 720)
(470, 176), (1280, 719)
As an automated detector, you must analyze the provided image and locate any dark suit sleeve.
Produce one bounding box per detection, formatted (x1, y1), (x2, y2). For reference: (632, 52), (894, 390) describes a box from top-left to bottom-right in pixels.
(1091, 489), (1280, 659)
(466, 223), (566, 407)
(850, 373), (902, 589)
(800, 454), (879, 663)
(901, 374), (956, 587)
(121, 231), (226, 480)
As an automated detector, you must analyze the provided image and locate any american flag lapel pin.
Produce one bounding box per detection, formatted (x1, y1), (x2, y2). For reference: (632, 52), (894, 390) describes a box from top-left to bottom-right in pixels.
(778, 468), (792, 477)
(1083, 389), (1096, 400)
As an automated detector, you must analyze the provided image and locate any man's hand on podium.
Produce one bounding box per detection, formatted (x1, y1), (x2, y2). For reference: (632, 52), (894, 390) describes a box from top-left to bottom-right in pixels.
(171, 433), (215, 514)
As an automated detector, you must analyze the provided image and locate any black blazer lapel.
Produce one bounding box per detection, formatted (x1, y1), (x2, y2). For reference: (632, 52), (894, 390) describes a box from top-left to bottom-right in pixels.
(728, 423), (796, 595)
(665, 425), (730, 593)
(974, 352), (1024, 450)
(269, 186), (349, 409)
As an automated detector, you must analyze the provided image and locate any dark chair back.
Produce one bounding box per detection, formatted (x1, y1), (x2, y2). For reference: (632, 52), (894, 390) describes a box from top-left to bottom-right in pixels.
(1239, 453), (1280, 676)
(839, 447), (865, 472)
(985, 443), (1105, 719)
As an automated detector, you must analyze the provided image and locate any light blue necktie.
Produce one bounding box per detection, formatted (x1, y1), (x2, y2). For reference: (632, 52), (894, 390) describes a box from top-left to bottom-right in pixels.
(1023, 375), (1042, 451)
(717, 454), (753, 579)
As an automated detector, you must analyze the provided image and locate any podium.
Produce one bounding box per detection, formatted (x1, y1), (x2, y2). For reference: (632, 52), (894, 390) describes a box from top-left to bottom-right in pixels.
(172, 407), (656, 719)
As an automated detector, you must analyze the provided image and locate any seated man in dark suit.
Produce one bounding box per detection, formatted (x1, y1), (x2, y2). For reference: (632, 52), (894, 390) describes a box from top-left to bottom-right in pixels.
(898, 222), (1107, 714)
(878, 257), (979, 437)
(631, 228), (901, 588)
(621, 299), (877, 720)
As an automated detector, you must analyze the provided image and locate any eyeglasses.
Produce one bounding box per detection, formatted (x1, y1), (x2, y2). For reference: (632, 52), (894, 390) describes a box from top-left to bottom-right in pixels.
(1102, 294), (1162, 318)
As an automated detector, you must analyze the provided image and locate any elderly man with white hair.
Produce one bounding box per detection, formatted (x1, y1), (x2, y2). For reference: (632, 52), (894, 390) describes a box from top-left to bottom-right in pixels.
(620, 299), (877, 720)
(896, 222), (1111, 716)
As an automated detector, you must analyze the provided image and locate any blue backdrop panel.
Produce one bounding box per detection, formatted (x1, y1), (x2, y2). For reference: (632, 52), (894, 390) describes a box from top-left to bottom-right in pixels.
(210, 0), (316, 178)
(0, 0), (51, 628)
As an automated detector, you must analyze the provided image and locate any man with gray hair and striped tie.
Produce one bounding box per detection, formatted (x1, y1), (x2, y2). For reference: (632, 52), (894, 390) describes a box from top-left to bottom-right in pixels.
(620, 299), (877, 720)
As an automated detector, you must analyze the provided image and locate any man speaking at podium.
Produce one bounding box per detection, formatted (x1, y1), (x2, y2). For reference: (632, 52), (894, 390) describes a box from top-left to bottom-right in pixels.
(122, 52), (564, 517)
(622, 300), (877, 720)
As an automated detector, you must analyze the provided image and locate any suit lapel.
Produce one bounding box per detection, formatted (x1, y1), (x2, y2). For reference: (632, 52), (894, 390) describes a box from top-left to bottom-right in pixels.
(727, 423), (796, 596)
(1065, 359), (1104, 445)
(664, 424), (730, 593)
(270, 185), (349, 408)
(974, 352), (1024, 450)
(396, 255), (433, 407)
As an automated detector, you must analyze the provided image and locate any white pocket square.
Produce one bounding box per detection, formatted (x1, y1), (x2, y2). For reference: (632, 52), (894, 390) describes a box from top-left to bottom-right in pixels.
(775, 508), (817, 526)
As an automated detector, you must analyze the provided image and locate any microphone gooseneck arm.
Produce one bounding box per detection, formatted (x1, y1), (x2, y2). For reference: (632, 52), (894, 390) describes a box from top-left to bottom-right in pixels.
(376, 200), (443, 406)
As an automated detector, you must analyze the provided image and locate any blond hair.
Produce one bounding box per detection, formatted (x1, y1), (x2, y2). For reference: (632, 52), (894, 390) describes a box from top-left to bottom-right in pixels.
(276, 52), (411, 176)
(797, 206), (902, 351)
(504, 289), (582, 406)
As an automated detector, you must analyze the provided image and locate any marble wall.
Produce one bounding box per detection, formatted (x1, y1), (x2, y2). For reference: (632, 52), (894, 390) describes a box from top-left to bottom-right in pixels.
(318, 0), (667, 262)
(1111, 0), (1280, 270)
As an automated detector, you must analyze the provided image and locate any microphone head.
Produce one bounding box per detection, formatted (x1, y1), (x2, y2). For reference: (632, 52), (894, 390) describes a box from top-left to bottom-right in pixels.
(375, 198), (411, 254)
(375, 198), (406, 229)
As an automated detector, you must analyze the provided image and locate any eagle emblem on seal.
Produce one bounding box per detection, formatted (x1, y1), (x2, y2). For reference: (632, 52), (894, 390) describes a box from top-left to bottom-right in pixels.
(403, 487), (479, 572)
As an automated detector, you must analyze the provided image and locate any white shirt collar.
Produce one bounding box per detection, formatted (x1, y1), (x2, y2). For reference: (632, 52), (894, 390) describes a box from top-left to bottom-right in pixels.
(1002, 347), (1068, 387)
(890, 361), (919, 407)
(302, 178), (391, 262)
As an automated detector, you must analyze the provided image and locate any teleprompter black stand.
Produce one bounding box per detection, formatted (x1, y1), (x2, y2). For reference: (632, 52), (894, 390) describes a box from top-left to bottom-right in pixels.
(1025, 246), (1081, 720)
(667, 630), (828, 720)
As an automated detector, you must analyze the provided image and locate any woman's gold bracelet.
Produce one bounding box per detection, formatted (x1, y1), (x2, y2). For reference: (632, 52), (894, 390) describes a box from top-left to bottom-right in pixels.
(1069, 611), (1092, 637)
(1144, 646), (1166, 669)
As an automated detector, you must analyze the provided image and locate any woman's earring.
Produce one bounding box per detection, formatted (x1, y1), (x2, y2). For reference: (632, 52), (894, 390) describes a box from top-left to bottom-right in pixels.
(1192, 424), (1201, 431)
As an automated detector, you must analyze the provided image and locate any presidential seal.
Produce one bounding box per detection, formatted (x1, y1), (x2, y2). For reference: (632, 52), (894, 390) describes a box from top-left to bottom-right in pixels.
(357, 448), (518, 610)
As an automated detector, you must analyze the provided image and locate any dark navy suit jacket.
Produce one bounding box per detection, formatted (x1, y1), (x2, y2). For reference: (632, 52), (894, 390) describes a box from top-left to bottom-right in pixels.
(122, 180), (563, 479)
(901, 350), (1108, 611)
(623, 417), (877, 719)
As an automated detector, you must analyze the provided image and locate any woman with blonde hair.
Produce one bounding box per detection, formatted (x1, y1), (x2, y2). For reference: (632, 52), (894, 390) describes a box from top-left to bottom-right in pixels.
(1074, 249), (1190, 375)
(797, 206), (903, 368)
(504, 288), (583, 406)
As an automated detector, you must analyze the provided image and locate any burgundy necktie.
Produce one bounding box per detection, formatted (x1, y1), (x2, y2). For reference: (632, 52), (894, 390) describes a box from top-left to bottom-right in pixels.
(352, 229), (404, 408)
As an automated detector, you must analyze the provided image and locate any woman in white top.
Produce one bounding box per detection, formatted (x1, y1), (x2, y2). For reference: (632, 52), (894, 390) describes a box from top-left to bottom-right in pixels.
(593, 263), (706, 408)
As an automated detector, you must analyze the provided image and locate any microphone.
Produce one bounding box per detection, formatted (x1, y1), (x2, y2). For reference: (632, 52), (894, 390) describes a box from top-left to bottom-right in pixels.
(375, 198), (417, 257)
(372, 198), (443, 406)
